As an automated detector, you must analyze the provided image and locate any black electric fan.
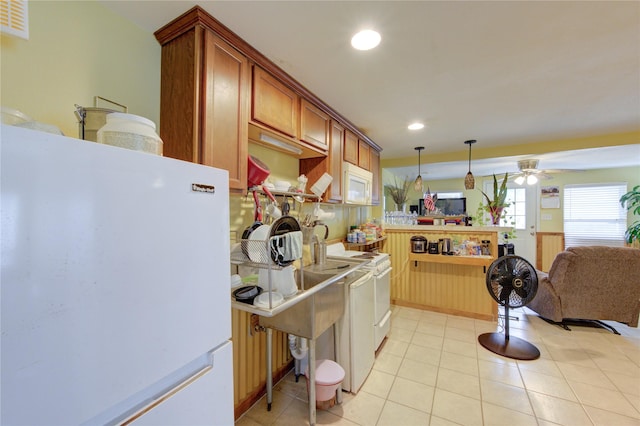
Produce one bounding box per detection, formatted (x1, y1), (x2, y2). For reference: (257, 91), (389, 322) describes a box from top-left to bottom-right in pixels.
(478, 255), (540, 360)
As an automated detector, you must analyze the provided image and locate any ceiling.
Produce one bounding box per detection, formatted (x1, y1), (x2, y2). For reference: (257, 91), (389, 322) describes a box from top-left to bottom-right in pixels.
(386, 144), (640, 182)
(100, 1), (640, 178)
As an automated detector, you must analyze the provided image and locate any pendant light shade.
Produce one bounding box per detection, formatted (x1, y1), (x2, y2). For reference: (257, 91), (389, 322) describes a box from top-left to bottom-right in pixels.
(414, 146), (424, 191)
(464, 140), (476, 190)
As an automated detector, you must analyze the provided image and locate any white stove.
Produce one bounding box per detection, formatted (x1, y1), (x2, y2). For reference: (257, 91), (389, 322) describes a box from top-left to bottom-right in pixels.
(327, 243), (391, 275)
(327, 243), (392, 351)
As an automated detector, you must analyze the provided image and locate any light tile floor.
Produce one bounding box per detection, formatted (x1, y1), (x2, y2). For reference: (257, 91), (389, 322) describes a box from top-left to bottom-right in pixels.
(236, 305), (640, 425)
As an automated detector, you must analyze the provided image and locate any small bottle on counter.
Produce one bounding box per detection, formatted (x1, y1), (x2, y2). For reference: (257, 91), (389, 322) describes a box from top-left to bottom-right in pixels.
(481, 240), (491, 256)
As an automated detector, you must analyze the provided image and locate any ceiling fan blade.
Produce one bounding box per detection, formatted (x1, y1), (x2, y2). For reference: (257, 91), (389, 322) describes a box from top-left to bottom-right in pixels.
(512, 159), (585, 179)
(539, 168), (585, 174)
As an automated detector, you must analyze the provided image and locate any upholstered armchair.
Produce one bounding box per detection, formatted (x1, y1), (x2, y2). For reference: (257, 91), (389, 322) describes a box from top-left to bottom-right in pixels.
(527, 246), (640, 333)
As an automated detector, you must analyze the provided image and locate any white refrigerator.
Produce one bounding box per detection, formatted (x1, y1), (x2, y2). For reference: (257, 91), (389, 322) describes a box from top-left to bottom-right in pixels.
(1, 125), (234, 425)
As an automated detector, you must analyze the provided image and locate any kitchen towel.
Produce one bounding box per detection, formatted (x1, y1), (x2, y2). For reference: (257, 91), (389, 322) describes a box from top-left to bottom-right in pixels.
(281, 231), (303, 262)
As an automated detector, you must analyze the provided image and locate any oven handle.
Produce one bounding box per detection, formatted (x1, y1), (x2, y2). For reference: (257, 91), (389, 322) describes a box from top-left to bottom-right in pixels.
(375, 267), (392, 278)
(349, 271), (373, 289)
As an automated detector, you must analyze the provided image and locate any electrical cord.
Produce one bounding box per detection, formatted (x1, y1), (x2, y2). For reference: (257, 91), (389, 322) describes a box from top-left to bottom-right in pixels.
(389, 256), (410, 281)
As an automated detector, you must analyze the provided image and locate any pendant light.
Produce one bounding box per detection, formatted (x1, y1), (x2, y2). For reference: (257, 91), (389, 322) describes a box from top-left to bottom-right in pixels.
(464, 139), (476, 190)
(414, 146), (424, 192)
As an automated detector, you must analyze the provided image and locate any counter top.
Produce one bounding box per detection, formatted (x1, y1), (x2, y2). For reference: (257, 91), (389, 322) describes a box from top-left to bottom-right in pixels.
(383, 224), (512, 232)
(231, 257), (369, 317)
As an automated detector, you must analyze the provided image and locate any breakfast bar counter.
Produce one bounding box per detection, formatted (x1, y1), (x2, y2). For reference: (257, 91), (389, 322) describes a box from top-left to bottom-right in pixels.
(384, 225), (512, 321)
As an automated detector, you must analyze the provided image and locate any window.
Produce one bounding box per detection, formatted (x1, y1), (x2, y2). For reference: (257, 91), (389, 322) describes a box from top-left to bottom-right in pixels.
(502, 187), (526, 229)
(481, 182), (526, 229)
(563, 183), (627, 248)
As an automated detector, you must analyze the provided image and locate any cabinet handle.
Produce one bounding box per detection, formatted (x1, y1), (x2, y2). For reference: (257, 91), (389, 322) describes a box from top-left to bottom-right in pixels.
(119, 365), (212, 425)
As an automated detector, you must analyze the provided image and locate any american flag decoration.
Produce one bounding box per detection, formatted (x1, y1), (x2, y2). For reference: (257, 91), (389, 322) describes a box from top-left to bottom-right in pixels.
(424, 187), (437, 212)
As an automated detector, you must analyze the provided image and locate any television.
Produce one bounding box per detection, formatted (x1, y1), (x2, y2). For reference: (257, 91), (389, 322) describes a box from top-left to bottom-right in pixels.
(434, 197), (467, 215)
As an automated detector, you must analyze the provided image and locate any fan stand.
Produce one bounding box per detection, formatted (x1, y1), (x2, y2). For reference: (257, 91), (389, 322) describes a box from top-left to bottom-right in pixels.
(478, 304), (540, 360)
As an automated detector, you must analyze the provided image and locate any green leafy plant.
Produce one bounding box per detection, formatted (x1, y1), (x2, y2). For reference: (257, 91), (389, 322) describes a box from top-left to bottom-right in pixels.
(384, 176), (411, 207)
(479, 173), (510, 225)
(480, 173), (509, 208)
(620, 184), (640, 244)
(473, 202), (516, 240)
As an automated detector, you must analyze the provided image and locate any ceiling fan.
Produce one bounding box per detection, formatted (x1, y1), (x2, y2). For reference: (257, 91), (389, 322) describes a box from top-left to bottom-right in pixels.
(509, 159), (581, 185)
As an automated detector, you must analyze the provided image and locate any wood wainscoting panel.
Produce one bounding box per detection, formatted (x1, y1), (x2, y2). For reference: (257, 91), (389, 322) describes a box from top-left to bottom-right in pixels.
(232, 308), (292, 419)
(536, 232), (565, 272)
(387, 230), (497, 321)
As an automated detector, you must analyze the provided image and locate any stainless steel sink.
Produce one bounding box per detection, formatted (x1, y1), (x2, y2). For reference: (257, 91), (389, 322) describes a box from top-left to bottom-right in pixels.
(258, 259), (361, 339)
(299, 260), (354, 289)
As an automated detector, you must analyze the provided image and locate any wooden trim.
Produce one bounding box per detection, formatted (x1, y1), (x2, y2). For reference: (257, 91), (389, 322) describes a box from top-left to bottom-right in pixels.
(536, 232), (565, 271)
(154, 6), (382, 152)
(625, 240), (640, 249)
(392, 300), (495, 322)
(409, 253), (494, 267)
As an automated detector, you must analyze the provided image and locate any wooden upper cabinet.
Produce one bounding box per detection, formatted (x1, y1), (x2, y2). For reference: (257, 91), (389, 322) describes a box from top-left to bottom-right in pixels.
(156, 18), (249, 191)
(370, 149), (380, 205)
(251, 66), (298, 138)
(344, 130), (359, 165)
(358, 139), (371, 170)
(201, 31), (249, 190)
(300, 99), (329, 151)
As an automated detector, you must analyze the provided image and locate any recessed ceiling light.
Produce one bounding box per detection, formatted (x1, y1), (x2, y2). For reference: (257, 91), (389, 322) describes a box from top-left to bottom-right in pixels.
(408, 122), (425, 130)
(351, 30), (381, 50)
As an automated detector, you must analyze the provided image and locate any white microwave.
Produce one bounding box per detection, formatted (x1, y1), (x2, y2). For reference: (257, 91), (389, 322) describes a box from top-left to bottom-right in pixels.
(343, 162), (373, 205)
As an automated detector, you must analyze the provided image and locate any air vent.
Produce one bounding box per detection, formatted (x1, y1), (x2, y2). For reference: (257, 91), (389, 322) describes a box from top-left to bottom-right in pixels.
(1, 0), (29, 40)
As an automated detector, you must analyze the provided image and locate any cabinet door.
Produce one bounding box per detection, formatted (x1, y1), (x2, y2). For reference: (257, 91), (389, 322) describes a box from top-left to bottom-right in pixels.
(202, 31), (249, 190)
(358, 140), (371, 170)
(370, 149), (380, 205)
(300, 98), (329, 151)
(298, 120), (343, 203)
(344, 129), (359, 165)
(158, 27), (248, 191)
(327, 121), (344, 202)
(159, 28), (199, 164)
(252, 66), (298, 138)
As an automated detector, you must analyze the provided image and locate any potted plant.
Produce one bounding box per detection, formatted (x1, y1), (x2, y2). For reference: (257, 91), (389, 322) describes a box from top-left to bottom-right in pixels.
(384, 176), (411, 211)
(480, 173), (509, 225)
(620, 184), (640, 245)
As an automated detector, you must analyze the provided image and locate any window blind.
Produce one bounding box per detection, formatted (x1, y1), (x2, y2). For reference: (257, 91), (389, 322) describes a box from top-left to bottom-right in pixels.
(1, 0), (29, 40)
(563, 183), (627, 248)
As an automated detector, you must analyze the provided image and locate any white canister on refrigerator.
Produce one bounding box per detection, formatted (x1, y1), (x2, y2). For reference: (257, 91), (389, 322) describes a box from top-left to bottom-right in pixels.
(97, 112), (163, 155)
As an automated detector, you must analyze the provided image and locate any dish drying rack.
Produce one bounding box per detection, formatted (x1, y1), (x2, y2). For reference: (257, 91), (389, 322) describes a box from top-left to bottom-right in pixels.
(231, 234), (305, 310)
